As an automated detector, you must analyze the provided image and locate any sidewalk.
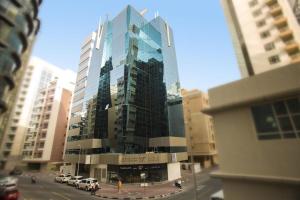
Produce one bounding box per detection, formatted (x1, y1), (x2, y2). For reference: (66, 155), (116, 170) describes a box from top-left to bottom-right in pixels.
(96, 181), (183, 199)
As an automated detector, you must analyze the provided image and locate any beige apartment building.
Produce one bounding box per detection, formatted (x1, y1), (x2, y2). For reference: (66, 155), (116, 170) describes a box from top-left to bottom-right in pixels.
(222, 0), (300, 77)
(22, 77), (75, 171)
(204, 64), (300, 200)
(181, 89), (217, 168)
(0, 0), (42, 145)
(0, 57), (75, 171)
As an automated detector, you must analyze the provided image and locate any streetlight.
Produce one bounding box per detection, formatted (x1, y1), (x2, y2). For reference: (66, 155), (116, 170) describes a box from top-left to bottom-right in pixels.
(76, 144), (81, 176)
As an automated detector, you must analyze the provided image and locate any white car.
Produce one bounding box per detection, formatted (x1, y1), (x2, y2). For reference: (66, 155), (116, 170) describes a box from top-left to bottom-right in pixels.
(67, 176), (83, 186)
(61, 175), (72, 183)
(55, 174), (71, 183)
(77, 178), (99, 191)
(210, 190), (224, 200)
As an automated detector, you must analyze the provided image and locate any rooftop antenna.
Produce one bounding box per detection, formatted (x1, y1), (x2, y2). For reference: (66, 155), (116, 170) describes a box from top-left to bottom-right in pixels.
(140, 8), (148, 16)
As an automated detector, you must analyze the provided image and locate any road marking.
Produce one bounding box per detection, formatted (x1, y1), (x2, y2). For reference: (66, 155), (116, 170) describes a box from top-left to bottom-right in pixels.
(51, 192), (71, 200)
(197, 185), (205, 191)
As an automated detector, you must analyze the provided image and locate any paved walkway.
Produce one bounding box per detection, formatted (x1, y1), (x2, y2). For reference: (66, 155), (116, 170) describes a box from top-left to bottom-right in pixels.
(96, 182), (183, 199)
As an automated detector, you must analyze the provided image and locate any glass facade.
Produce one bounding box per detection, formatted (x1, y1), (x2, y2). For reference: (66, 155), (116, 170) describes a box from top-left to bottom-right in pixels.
(107, 164), (167, 183)
(68, 6), (185, 155)
(288, 0), (300, 24)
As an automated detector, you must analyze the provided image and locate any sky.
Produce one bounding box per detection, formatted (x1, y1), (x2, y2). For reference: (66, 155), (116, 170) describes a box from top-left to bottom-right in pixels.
(32, 0), (241, 92)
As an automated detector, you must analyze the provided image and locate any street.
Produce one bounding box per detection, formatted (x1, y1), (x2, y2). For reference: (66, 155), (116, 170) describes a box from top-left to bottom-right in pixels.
(168, 167), (222, 200)
(18, 175), (99, 200)
(17, 167), (222, 200)
(167, 177), (222, 200)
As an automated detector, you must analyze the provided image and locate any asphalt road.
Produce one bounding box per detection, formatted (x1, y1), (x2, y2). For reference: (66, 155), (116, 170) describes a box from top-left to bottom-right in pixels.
(18, 175), (100, 200)
(16, 167), (222, 200)
(167, 167), (222, 200)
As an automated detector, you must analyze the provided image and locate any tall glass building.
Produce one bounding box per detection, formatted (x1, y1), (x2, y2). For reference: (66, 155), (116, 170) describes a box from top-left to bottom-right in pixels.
(65, 5), (187, 183)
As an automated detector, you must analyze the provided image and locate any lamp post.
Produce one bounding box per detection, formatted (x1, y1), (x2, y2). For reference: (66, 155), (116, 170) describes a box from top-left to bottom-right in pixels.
(76, 144), (81, 176)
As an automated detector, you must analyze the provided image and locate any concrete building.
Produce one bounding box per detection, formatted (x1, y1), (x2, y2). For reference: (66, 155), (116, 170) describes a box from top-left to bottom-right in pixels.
(222, 0), (300, 77)
(181, 89), (217, 168)
(64, 5), (187, 183)
(0, 57), (75, 170)
(22, 76), (75, 171)
(0, 0), (42, 145)
(204, 64), (300, 200)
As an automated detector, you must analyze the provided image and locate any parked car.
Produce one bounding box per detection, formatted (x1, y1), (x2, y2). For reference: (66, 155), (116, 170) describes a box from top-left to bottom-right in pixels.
(61, 175), (72, 183)
(210, 190), (224, 200)
(9, 168), (22, 176)
(67, 176), (83, 186)
(0, 175), (19, 200)
(77, 178), (99, 191)
(55, 174), (71, 183)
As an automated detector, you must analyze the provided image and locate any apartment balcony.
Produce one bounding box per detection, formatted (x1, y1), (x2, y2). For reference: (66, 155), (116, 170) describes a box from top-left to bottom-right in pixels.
(279, 29), (293, 41)
(67, 127), (80, 136)
(265, 0), (277, 7)
(291, 54), (300, 64)
(69, 116), (81, 125)
(28, 127), (37, 132)
(23, 146), (34, 151)
(285, 42), (300, 55)
(269, 6), (282, 17)
(273, 16), (287, 28)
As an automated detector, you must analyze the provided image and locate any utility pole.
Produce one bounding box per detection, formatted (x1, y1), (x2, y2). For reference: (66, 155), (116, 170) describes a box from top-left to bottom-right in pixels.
(190, 151), (198, 200)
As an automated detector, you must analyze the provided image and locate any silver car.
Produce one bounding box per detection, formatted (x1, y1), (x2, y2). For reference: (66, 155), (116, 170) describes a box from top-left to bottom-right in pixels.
(77, 178), (99, 191)
(67, 176), (83, 186)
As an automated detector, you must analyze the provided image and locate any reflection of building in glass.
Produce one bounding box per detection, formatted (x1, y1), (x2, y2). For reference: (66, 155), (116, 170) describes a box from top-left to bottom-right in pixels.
(288, 0), (300, 23)
(0, 0), (42, 146)
(222, 0), (300, 77)
(65, 5), (187, 183)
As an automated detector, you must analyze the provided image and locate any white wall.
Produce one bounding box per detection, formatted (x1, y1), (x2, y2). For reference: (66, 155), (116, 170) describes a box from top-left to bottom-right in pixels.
(167, 162), (181, 181)
(90, 164), (107, 182)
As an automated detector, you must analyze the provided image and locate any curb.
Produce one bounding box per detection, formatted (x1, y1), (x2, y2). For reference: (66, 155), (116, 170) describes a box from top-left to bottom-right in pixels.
(96, 189), (183, 199)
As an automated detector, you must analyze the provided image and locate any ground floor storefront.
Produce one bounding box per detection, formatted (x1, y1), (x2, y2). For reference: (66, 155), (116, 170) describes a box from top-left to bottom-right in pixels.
(88, 162), (181, 183)
(107, 164), (168, 183)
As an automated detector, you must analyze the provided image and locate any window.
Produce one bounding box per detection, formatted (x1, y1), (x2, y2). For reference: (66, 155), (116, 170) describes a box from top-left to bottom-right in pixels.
(256, 20), (266, 27)
(252, 9), (262, 17)
(264, 42), (275, 51)
(287, 98), (300, 113)
(251, 96), (300, 140)
(268, 55), (280, 64)
(260, 31), (270, 39)
(249, 0), (258, 7)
